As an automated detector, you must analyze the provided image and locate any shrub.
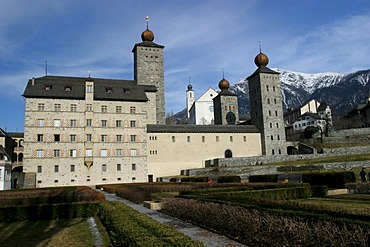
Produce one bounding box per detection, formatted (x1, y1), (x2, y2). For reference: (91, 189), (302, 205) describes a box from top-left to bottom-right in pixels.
(346, 183), (370, 194)
(310, 185), (328, 197)
(181, 176), (208, 183)
(302, 171), (356, 188)
(249, 174), (278, 183)
(217, 175), (241, 183)
(98, 201), (204, 246)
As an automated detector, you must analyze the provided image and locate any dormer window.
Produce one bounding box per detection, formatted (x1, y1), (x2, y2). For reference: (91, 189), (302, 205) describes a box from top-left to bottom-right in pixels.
(106, 87), (113, 93)
(44, 85), (52, 91)
(65, 86), (72, 91)
(123, 88), (131, 94)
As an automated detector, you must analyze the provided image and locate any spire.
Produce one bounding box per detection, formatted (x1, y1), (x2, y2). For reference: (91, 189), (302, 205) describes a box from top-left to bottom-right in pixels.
(146, 16), (149, 30)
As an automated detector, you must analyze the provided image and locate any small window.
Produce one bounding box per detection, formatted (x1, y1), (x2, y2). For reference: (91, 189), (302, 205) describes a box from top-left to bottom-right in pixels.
(130, 106), (136, 114)
(230, 136), (233, 142)
(37, 134), (43, 142)
(101, 105), (107, 113)
(37, 150), (44, 158)
(187, 136), (191, 142)
(106, 87), (113, 93)
(116, 149), (122, 157)
(86, 149), (92, 157)
(86, 134), (92, 142)
(70, 165), (75, 172)
(70, 149), (77, 157)
(123, 88), (131, 94)
(130, 149), (137, 157)
(101, 135), (107, 142)
(202, 136), (205, 142)
(101, 120), (107, 127)
(70, 119), (77, 127)
(86, 104), (93, 112)
(70, 104), (77, 112)
(37, 119), (44, 127)
(130, 135), (136, 142)
(116, 135), (122, 142)
(117, 164), (121, 171)
(44, 85), (52, 90)
(86, 85), (93, 93)
(70, 134), (76, 142)
(243, 136), (247, 142)
(38, 103), (45, 111)
(130, 120), (136, 128)
(64, 86), (72, 91)
(101, 149), (107, 157)
(54, 134), (60, 142)
(37, 166), (42, 173)
(116, 106), (122, 113)
(54, 104), (61, 112)
(102, 164), (107, 172)
(216, 136), (219, 142)
(54, 149), (60, 157)
(116, 120), (122, 128)
(54, 120), (61, 127)
(172, 136), (175, 143)
(132, 164), (136, 171)
(54, 165), (59, 173)
(86, 119), (92, 126)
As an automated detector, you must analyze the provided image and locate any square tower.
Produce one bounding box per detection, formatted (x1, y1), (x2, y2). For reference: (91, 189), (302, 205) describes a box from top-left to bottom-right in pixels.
(132, 25), (165, 124)
(248, 52), (287, 155)
(213, 78), (239, 125)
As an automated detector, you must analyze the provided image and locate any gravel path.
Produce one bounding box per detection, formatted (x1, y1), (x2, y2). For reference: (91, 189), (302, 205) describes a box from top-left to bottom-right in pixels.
(100, 190), (246, 247)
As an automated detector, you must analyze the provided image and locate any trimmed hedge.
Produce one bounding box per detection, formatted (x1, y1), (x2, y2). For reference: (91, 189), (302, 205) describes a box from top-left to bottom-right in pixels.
(302, 171), (356, 188)
(248, 174), (278, 183)
(310, 185), (328, 197)
(98, 201), (204, 246)
(217, 175), (241, 183)
(0, 202), (99, 222)
(181, 176), (208, 183)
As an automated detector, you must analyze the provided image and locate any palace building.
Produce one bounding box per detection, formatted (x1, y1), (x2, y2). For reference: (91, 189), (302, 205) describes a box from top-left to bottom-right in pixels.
(22, 21), (287, 187)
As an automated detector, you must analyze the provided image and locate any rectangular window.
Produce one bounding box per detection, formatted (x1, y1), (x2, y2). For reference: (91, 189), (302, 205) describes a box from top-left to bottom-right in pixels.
(38, 103), (45, 111)
(187, 136), (190, 142)
(54, 104), (61, 112)
(86, 119), (92, 126)
(117, 164), (121, 171)
(37, 119), (44, 127)
(86, 149), (92, 157)
(116, 120), (122, 127)
(243, 136), (247, 142)
(101, 105), (107, 113)
(130, 135), (136, 142)
(116, 149), (122, 157)
(130, 149), (137, 157)
(216, 136), (219, 142)
(276, 123), (279, 128)
(86, 134), (92, 142)
(54, 149), (60, 157)
(37, 166), (42, 173)
(70, 165), (75, 172)
(70, 149), (77, 157)
(70, 134), (76, 142)
(130, 120), (136, 128)
(130, 106), (136, 114)
(37, 134), (43, 142)
(116, 135), (122, 142)
(172, 136), (175, 143)
(101, 149), (107, 157)
(116, 106), (122, 113)
(86, 85), (93, 93)
(86, 104), (93, 112)
(101, 135), (107, 142)
(132, 164), (136, 171)
(54, 165), (59, 173)
(37, 150), (44, 158)
(230, 136), (233, 142)
(70, 119), (77, 127)
(54, 120), (61, 127)
(202, 136), (205, 142)
(102, 164), (107, 172)
(275, 111), (278, 116)
(70, 104), (77, 112)
(54, 134), (60, 142)
(101, 120), (107, 127)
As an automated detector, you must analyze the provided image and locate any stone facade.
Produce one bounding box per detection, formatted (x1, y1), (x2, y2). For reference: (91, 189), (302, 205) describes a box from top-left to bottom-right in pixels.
(248, 54), (287, 155)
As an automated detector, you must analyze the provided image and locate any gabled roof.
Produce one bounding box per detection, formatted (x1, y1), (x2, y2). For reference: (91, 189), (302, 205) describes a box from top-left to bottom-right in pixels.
(317, 102), (329, 112)
(196, 87), (217, 102)
(23, 76), (156, 102)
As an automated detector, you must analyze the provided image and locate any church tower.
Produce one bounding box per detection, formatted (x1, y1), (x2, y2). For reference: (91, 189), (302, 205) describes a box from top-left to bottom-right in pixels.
(247, 51), (287, 155)
(132, 17), (165, 124)
(213, 77), (239, 125)
(186, 83), (195, 119)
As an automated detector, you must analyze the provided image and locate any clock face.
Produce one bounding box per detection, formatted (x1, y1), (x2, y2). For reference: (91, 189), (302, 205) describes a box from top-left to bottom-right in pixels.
(209, 106), (214, 112)
(226, 112), (236, 124)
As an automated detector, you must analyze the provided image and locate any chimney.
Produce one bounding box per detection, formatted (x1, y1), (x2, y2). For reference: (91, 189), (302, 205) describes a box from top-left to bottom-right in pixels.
(32, 77), (35, 86)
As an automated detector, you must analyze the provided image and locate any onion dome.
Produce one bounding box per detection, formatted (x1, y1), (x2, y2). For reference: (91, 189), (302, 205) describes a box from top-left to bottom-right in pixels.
(141, 28), (154, 42)
(254, 52), (269, 67)
(187, 84), (193, 91)
(218, 78), (230, 90)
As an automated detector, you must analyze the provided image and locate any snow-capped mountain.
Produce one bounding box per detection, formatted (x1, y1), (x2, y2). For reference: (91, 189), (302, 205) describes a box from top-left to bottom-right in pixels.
(230, 69), (370, 117)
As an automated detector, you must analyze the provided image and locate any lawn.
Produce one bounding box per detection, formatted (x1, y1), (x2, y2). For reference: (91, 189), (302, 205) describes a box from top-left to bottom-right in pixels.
(0, 217), (111, 247)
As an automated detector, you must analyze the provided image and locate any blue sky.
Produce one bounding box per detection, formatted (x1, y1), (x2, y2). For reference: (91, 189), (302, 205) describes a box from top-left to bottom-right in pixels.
(1, 0), (370, 132)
